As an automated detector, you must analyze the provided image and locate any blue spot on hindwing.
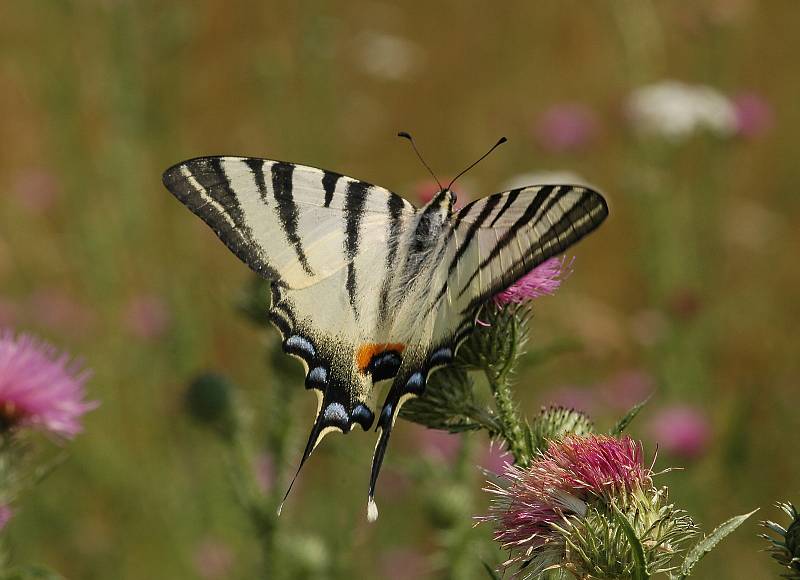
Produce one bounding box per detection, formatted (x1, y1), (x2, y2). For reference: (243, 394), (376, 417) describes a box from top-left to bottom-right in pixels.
(351, 404), (375, 431)
(405, 372), (425, 395)
(305, 366), (328, 390)
(284, 334), (316, 360)
(323, 402), (349, 427)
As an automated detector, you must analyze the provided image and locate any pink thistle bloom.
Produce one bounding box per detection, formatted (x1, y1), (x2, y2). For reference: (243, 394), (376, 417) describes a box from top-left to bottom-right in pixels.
(732, 92), (773, 139)
(415, 426), (461, 464)
(481, 435), (652, 570)
(0, 505), (12, 530)
(534, 104), (599, 153)
(0, 330), (97, 438)
(480, 441), (513, 474)
(28, 289), (94, 338)
(123, 294), (171, 340)
(494, 256), (572, 306)
(648, 405), (710, 459)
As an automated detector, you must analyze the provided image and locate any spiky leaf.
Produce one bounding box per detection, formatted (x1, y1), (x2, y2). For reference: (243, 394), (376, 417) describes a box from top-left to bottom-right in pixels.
(679, 509), (758, 578)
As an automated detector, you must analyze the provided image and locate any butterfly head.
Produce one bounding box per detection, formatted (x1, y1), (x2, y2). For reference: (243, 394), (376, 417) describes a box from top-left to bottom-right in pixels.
(424, 188), (457, 217)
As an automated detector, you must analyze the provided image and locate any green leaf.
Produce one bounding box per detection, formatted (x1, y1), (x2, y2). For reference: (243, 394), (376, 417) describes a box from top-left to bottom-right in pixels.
(679, 509), (759, 578)
(481, 561), (501, 580)
(612, 503), (650, 580)
(609, 395), (652, 436)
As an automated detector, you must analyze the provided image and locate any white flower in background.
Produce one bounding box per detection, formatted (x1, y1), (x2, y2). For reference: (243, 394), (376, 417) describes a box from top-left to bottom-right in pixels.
(625, 80), (737, 140)
(357, 31), (423, 81)
(501, 170), (589, 191)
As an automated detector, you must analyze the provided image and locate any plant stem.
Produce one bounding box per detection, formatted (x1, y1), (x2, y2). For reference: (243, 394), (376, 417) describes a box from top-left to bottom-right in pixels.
(485, 315), (529, 467)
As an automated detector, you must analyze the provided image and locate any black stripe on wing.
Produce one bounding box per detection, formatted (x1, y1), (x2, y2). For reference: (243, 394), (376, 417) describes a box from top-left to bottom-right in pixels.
(456, 185), (560, 298)
(459, 186), (608, 312)
(447, 193), (502, 275)
(162, 157), (281, 281)
(271, 162), (315, 276)
(322, 171), (341, 208)
(344, 180), (370, 315)
(378, 194), (408, 324)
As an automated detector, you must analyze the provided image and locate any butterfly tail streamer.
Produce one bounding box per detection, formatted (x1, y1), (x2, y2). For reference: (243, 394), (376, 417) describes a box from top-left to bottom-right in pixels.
(367, 396), (403, 522)
(278, 416), (325, 516)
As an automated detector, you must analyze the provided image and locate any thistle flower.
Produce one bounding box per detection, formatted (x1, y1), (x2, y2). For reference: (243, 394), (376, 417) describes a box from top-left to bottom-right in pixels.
(648, 405), (710, 459)
(732, 92), (773, 139)
(534, 103), (599, 153)
(481, 435), (696, 577)
(0, 330), (96, 438)
(494, 257), (572, 306)
(761, 501), (800, 578)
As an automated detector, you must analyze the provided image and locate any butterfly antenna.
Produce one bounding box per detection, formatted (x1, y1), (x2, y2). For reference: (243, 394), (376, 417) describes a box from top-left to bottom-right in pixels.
(398, 131), (443, 191)
(447, 137), (507, 191)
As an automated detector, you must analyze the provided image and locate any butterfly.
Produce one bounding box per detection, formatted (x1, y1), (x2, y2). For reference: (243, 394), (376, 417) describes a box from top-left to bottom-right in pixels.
(163, 143), (608, 521)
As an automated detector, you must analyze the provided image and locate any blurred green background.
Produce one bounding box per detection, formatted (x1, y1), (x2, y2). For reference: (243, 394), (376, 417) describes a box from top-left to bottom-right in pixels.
(1, 1), (799, 578)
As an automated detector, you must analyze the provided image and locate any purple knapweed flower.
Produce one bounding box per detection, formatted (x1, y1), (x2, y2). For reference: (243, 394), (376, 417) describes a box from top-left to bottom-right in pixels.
(0, 330), (97, 438)
(731, 92), (773, 138)
(648, 405), (710, 459)
(481, 435), (653, 573)
(494, 256), (572, 306)
(534, 104), (599, 153)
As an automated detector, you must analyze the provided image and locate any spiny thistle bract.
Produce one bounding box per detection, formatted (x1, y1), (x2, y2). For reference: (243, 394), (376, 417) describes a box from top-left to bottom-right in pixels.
(528, 406), (594, 453)
(761, 501), (800, 578)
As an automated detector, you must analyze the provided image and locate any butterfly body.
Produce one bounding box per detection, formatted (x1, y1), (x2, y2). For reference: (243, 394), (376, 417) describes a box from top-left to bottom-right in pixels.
(163, 154), (608, 520)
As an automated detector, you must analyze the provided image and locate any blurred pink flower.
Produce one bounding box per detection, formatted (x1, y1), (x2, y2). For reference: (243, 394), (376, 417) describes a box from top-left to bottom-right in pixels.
(123, 294), (171, 340)
(481, 435), (652, 570)
(732, 92), (773, 138)
(648, 405), (710, 459)
(0, 330), (97, 438)
(494, 256), (572, 306)
(12, 169), (60, 213)
(255, 453), (274, 494)
(416, 427), (461, 464)
(0, 505), (12, 530)
(28, 290), (94, 337)
(534, 104), (598, 153)
(380, 548), (428, 580)
(480, 441), (513, 474)
(599, 369), (656, 411)
(193, 538), (234, 580)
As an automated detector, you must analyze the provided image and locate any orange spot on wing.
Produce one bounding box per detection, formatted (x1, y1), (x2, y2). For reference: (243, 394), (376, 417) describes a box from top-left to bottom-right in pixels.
(356, 342), (405, 373)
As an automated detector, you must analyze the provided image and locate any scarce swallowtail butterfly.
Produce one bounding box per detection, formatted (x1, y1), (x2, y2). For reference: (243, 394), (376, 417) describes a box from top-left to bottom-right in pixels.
(163, 139), (608, 522)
